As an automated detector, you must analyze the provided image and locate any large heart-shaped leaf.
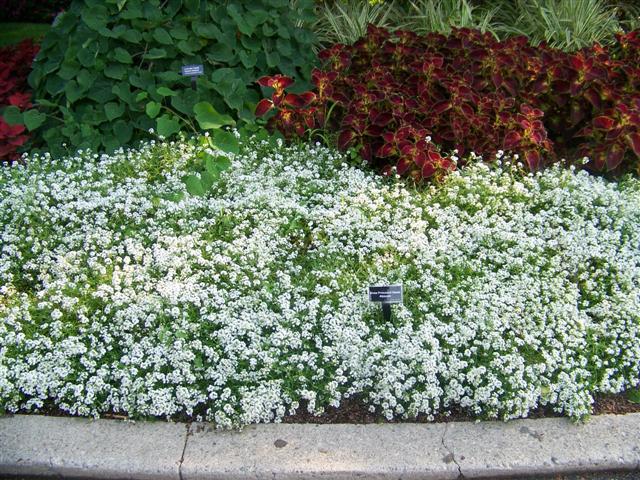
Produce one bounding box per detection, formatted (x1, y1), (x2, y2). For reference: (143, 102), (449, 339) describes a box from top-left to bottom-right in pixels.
(194, 102), (235, 130)
(212, 129), (239, 154)
(146, 101), (161, 118)
(156, 115), (181, 137)
(183, 174), (205, 196)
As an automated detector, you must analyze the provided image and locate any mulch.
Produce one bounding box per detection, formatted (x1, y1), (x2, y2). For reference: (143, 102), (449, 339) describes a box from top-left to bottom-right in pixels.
(280, 391), (640, 424)
(9, 391), (640, 424)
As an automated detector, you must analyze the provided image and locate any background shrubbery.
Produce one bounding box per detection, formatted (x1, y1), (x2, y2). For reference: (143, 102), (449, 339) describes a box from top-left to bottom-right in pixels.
(10, 0), (317, 156)
(0, 40), (39, 161)
(259, 26), (640, 179)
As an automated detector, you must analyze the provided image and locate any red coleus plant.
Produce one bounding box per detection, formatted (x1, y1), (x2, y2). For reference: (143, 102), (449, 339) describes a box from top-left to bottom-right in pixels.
(257, 25), (640, 179)
(0, 39), (39, 162)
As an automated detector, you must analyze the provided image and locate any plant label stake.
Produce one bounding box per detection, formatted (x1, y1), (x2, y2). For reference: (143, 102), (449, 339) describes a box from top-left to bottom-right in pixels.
(181, 64), (204, 90)
(368, 284), (403, 322)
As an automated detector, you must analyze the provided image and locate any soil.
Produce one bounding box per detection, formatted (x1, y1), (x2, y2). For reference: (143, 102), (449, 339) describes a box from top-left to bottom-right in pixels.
(280, 391), (640, 424)
(8, 391), (640, 424)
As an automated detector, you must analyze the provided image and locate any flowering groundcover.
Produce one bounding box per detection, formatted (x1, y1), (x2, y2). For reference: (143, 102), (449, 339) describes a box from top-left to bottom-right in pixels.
(0, 136), (639, 428)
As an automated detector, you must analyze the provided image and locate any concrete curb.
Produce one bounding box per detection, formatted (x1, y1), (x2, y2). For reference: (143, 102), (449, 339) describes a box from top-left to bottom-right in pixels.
(1, 413), (639, 479)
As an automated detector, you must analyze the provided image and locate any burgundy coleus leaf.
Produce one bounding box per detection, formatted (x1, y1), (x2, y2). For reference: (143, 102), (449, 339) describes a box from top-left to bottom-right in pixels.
(421, 161), (437, 178)
(360, 143), (373, 161)
(255, 98), (274, 117)
(583, 88), (602, 110)
(593, 116), (616, 130)
(8, 92), (31, 109)
(459, 103), (474, 117)
(503, 131), (521, 150)
(330, 92), (349, 105)
(257, 75), (294, 94)
(432, 100), (452, 114)
(413, 151), (427, 168)
(605, 145), (625, 170)
(338, 130), (356, 150)
(396, 157), (413, 175)
(427, 150), (442, 163)
(284, 93), (308, 108)
(530, 130), (545, 145)
(303, 110), (317, 129)
(626, 132), (640, 156)
(606, 127), (623, 141)
(524, 149), (542, 171)
(370, 111), (393, 127)
(440, 157), (456, 171)
(491, 71), (503, 89)
(376, 142), (395, 157)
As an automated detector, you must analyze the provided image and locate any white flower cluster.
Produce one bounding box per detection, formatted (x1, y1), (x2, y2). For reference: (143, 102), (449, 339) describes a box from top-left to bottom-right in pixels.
(0, 137), (639, 427)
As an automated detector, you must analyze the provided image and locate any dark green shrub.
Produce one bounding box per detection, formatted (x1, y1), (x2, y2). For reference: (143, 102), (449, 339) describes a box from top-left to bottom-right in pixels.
(24, 0), (318, 155)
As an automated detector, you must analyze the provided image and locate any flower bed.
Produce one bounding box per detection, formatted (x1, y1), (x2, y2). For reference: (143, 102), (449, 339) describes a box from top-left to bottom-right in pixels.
(0, 137), (639, 427)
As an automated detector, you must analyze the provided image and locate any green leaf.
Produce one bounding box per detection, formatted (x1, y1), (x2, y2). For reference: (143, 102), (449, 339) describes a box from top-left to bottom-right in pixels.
(193, 102), (235, 130)
(207, 44), (234, 63)
(105, 63), (127, 80)
(238, 50), (257, 68)
(156, 115), (181, 137)
(193, 22), (221, 39)
(120, 3), (143, 19)
(112, 83), (135, 104)
(2, 106), (23, 125)
(77, 47), (97, 68)
(627, 389), (640, 404)
(113, 47), (133, 64)
(121, 29), (142, 43)
(204, 157), (222, 177)
(200, 170), (215, 190)
(194, 355), (203, 369)
(153, 27), (173, 45)
(157, 86), (178, 97)
(211, 129), (239, 155)
(227, 4), (253, 36)
(144, 48), (167, 60)
(135, 92), (148, 102)
(113, 120), (133, 144)
(170, 24), (190, 40)
(58, 61), (80, 80)
(183, 174), (205, 196)
(23, 110), (46, 131)
(176, 40), (196, 55)
(264, 44), (280, 68)
(81, 8), (107, 31)
(145, 101), (161, 119)
(276, 37), (292, 57)
(65, 80), (83, 103)
(77, 69), (96, 90)
(105, 102), (125, 121)
(205, 153), (231, 174)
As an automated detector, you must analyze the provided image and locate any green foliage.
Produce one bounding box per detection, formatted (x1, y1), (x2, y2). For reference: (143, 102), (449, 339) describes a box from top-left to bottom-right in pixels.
(312, 0), (631, 51)
(492, 0), (624, 51)
(25, 0), (319, 155)
(401, 0), (500, 37)
(181, 131), (238, 196)
(312, 0), (400, 46)
(627, 388), (640, 404)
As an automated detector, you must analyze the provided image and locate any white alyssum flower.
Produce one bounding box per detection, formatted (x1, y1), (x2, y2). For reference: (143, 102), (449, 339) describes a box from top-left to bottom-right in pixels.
(0, 136), (638, 428)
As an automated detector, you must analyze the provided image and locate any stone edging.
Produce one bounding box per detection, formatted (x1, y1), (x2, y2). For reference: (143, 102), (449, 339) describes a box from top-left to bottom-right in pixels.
(1, 413), (639, 479)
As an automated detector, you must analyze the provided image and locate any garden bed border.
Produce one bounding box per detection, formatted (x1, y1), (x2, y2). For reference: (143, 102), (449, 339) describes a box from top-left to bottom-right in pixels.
(1, 413), (639, 479)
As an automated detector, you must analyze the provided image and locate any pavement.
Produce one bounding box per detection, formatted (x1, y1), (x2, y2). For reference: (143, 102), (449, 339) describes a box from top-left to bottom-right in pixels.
(1, 413), (639, 479)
